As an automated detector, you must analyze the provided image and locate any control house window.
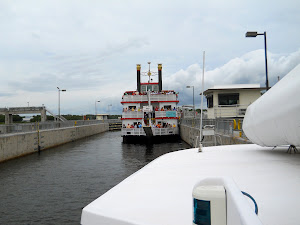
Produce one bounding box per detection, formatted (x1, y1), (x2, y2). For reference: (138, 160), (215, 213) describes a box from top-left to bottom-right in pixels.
(218, 93), (239, 106)
(207, 95), (213, 108)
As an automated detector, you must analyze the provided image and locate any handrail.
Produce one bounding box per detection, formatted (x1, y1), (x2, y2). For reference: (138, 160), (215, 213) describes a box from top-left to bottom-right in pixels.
(122, 94), (177, 102)
(213, 105), (249, 118)
(45, 108), (67, 122)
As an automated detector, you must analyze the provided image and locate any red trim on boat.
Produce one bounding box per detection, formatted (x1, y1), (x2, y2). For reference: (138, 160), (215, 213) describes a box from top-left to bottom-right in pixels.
(121, 118), (143, 120)
(140, 82), (159, 85)
(121, 100), (179, 104)
(155, 117), (178, 120)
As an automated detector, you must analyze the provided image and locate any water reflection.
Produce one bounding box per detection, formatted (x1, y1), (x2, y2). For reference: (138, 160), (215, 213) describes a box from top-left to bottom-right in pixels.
(0, 131), (190, 225)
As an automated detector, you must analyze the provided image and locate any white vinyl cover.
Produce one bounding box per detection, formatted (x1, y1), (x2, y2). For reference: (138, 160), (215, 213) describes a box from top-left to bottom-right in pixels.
(243, 64), (300, 147)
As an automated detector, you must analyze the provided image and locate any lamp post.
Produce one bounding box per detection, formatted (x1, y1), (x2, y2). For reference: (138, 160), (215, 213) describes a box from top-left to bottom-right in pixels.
(57, 87), (66, 121)
(95, 100), (100, 119)
(186, 86), (195, 118)
(245, 31), (269, 91)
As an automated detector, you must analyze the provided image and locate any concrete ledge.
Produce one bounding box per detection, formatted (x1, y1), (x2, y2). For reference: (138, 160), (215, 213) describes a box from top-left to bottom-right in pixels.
(0, 123), (109, 163)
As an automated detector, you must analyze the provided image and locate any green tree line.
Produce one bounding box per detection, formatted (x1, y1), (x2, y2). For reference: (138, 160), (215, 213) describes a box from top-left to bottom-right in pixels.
(0, 115), (23, 123)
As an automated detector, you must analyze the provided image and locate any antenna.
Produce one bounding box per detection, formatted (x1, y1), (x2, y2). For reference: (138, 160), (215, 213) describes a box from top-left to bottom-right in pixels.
(141, 62), (158, 83)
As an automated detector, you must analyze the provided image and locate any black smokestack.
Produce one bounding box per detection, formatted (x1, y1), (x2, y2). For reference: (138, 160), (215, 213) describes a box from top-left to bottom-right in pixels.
(158, 64), (162, 92)
(137, 64), (141, 92)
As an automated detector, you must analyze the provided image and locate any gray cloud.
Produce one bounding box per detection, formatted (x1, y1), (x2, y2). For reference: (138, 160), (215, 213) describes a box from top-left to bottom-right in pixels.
(165, 49), (300, 107)
(0, 0), (299, 114)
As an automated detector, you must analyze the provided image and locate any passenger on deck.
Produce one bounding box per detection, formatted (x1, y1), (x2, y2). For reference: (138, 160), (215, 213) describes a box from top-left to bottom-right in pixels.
(126, 124), (131, 128)
(161, 107), (164, 111)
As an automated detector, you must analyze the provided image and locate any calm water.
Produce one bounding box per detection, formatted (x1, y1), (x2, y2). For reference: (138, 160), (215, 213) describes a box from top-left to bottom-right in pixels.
(0, 131), (190, 225)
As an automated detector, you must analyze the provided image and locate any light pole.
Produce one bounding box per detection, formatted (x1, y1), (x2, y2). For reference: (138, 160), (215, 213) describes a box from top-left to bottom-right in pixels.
(57, 87), (66, 121)
(186, 86), (195, 118)
(95, 100), (100, 119)
(245, 31), (269, 91)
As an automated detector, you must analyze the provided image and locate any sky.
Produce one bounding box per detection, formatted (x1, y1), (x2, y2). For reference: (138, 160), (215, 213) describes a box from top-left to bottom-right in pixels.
(0, 0), (299, 115)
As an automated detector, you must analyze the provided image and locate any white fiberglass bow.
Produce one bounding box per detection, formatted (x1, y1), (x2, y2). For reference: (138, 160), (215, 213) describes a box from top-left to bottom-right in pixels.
(243, 64), (300, 147)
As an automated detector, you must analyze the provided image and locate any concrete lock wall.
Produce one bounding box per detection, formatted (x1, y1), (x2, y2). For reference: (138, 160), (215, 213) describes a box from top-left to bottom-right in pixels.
(0, 123), (109, 163)
(179, 124), (252, 147)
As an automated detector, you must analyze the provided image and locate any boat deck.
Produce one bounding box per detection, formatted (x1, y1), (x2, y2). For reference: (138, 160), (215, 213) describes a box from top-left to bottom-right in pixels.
(81, 144), (300, 225)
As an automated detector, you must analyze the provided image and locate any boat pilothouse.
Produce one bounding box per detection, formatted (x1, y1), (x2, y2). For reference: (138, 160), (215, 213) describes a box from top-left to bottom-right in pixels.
(121, 62), (179, 140)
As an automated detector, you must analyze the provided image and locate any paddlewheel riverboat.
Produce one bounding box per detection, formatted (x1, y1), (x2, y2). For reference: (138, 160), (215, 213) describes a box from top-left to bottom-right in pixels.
(121, 62), (179, 141)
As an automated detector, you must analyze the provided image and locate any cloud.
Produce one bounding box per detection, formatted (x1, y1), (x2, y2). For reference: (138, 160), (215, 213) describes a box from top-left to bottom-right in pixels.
(0, 0), (299, 115)
(164, 49), (300, 107)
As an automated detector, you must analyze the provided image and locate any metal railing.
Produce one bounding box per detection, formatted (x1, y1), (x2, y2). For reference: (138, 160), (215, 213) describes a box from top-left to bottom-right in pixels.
(180, 118), (246, 138)
(152, 127), (179, 135)
(122, 111), (144, 118)
(122, 93), (177, 102)
(122, 111), (178, 119)
(180, 118), (215, 128)
(121, 127), (179, 136)
(45, 108), (68, 122)
(0, 120), (107, 135)
(122, 128), (146, 136)
(213, 105), (248, 118)
(154, 111), (178, 118)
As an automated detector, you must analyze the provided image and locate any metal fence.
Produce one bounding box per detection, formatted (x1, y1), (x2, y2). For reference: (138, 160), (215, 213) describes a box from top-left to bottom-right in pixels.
(0, 120), (108, 135)
(180, 118), (215, 128)
(180, 118), (246, 138)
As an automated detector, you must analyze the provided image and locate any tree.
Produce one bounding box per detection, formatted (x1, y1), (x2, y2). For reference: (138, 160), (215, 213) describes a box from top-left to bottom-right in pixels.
(13, 115), (23, 122)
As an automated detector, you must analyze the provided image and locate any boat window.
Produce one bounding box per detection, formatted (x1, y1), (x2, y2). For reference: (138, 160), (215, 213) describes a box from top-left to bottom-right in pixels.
(164, 105), (172, 110)
(218, 93), (239, 106)
(141, 85), (147, 92)
(152, 85), (159, 92)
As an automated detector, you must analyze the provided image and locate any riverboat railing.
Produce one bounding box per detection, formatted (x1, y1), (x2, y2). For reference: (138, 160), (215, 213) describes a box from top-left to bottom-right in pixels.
(152, 127), (178, 135)
(154, 111), (178, 118)
(122, 93), (177, 102)
(121, 127), (178, 136)
(122, 128), (146, 136)
(122, 111), (178, 119)
(122, 111), (144, 118)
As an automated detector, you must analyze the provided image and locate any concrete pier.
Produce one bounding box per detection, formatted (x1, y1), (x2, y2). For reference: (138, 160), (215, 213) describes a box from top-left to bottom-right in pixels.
(0, 123), (109, 163)
(0, 107), (47, 124)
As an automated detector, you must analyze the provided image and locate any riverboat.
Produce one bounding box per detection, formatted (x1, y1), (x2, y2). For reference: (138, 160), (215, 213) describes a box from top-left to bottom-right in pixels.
(121, 63), (179, 141)
(81, 64), (300, 225)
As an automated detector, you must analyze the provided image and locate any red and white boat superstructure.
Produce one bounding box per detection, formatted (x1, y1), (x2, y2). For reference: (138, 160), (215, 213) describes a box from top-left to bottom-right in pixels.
(121, 63), (179, 140)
